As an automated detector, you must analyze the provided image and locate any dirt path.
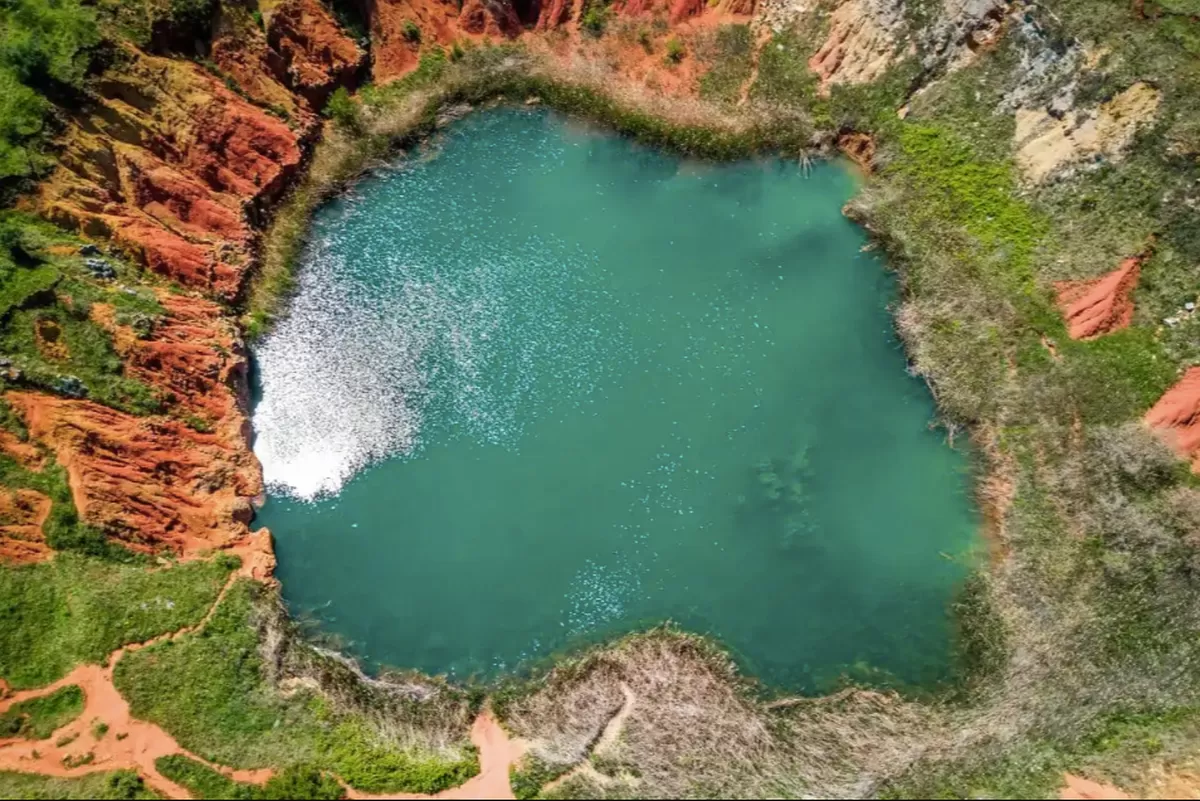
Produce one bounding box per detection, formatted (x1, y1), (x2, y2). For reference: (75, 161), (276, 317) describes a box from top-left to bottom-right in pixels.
(0, 553), (525, 800)
(544, 682), (637, 793)
(344, 711), (527, 800)
(0, 565), (272, 797)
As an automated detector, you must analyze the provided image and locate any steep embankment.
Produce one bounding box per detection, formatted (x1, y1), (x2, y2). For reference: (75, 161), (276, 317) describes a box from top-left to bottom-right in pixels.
(0, 0), (362, 564)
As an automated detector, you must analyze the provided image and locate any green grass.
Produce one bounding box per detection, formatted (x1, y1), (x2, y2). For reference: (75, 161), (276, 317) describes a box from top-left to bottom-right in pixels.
(155, 755), (345, 800)
(1060, 328), (1179, 425)
(0, 553), (235, 689)
(749, 30), (822, 109)
(0, 770), (158, 800)
(891, 124), (1047, 291)
(510, 755), (573, 800)
(698, 25), (754, 104)
(881, 706), (1200, 799)
(0, 684), (84, 739)
(115, 580), (478, 793)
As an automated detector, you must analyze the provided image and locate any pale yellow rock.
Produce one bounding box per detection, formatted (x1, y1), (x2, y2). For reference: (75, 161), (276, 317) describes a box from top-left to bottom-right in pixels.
(1013, 81), (1161, 183)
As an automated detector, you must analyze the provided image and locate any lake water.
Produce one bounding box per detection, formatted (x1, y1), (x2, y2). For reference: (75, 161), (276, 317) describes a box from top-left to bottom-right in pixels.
(251, 108), (978, 691)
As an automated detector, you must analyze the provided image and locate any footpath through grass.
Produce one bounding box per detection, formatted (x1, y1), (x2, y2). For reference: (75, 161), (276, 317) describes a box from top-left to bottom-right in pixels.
(115, 580), (479, 795)
(0, 553), (236, 689)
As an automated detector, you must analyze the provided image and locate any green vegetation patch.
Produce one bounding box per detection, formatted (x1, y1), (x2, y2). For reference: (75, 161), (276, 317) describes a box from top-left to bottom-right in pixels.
(0, 212), (164, 415)
(115, 580), (478, 794)
(0, 684), (84, 739)
(698, 25), (754, 105)
(0, 0), (100, 195)
(510, 755), (574, 800)
(0, 769), (157, 800)
(890, 123), (1047, 291)
(882, 705), (1200, 799)
(0, 553), (235, 689)
(155, 755), (345, 800)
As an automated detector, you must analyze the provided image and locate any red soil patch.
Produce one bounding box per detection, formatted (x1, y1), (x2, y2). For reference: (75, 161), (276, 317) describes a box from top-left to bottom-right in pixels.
(1146, 366), (1200, 472)
(0, 573), (271, 798)
(1060, 773), (1132, 800)
(0, 487), (52, 563)
(838, 131), (876, 172)
(1054, 254), (1143, 340)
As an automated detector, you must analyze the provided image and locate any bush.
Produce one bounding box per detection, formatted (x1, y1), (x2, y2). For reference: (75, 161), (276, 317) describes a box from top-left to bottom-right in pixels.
(664, 36), (685, 65)
(580, 2), (611, 38)
(402, 20), (421, 43)
(0, 0), (101, 90)
(325, 86), (363, 133)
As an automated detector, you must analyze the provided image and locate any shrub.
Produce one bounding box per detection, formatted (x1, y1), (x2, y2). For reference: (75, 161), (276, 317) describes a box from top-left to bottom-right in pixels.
(580, 2), (611, 38)
(664, 36), (685, 64)
(402, 20), (421, 43)
(637, 27), (652, 52)
(325, 87), (363, 133)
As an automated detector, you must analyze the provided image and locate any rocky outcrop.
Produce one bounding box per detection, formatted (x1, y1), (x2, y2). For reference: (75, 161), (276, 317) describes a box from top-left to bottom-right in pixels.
(808, 0), (909, 94)
(669, 0), (707, 24)
(92, 293), (251, 432)
(1146, 368), (1200, 473)
(267, 0), (367, 106)
(368, 0), (482, 83)
(33, 47), (305, 300)
(6, 391), (262, 556)
(459, 0), (524, 37)
(1014, 81), (1162, 183)
(0, 488), (52, 563)
(1054, 254), (1142, 340)
(536, 0), (574, 30)
(8, 290), (266, 557)
(838, 131), (876, 171)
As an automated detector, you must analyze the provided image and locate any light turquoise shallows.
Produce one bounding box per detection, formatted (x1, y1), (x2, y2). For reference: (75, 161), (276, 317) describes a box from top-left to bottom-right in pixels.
(252, 108), (978, 691)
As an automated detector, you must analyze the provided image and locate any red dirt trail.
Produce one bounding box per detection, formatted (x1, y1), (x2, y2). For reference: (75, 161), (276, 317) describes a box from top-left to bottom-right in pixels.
(0, 555), (524, 799)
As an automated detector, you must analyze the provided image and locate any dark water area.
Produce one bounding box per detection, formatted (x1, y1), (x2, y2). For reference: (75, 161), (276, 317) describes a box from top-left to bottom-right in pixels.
(251, 108), (979, 691)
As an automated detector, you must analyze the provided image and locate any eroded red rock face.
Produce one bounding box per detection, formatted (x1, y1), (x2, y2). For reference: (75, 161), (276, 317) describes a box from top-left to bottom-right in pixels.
(268, 0), (368, 106)
(1147, 367), (1200, 473)
(369, 0), (471, 82)
(1054, 255), (1142, 340)
(459, 0), (524, 36)
(0, 488), (52, 563)
(33, 47), (304, 300)
(7, 391), (262, 556)
(92, 293), (251, 434)
(668, 0), (705, 24)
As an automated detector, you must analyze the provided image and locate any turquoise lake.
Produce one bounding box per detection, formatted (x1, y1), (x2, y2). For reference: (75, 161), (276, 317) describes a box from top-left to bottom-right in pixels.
(251, 108), (979, 691)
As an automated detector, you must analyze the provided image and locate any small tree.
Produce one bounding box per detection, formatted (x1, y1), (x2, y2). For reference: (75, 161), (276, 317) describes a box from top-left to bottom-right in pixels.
(325, 87), (362, 133)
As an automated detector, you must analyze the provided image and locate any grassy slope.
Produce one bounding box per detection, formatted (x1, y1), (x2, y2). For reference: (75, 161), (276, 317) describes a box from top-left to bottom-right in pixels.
(0, 554), (235, 689)
(114, 580), (478, 794)
(0, 770), (158, 800)
(0, 684), (84, 739)
(154, 755), (345, 800)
